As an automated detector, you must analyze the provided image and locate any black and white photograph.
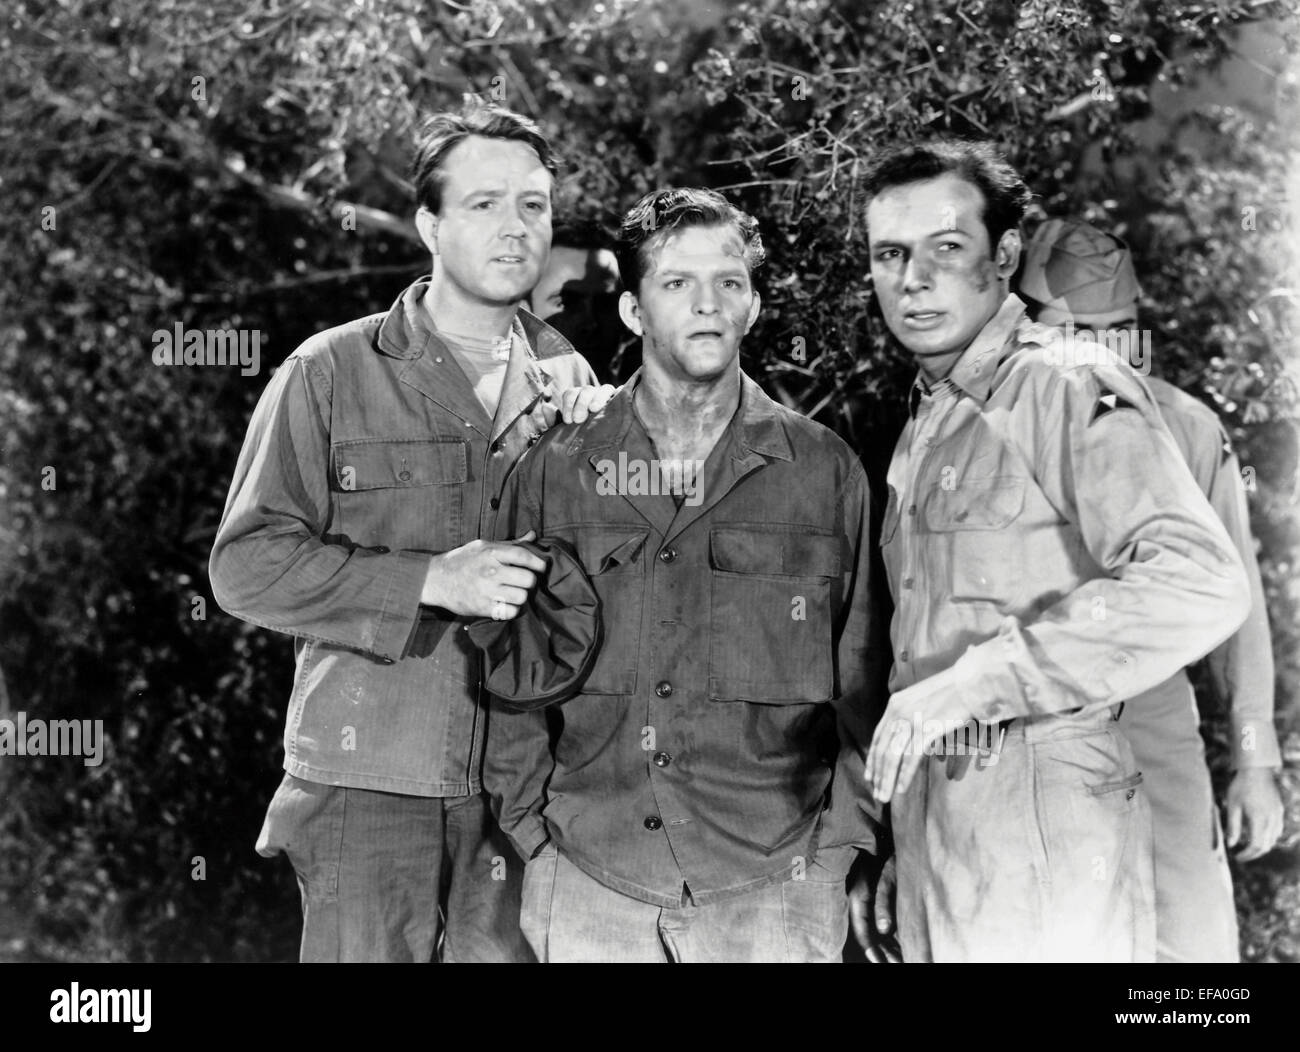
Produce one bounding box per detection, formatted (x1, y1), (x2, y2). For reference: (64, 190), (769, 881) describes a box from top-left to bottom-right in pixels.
(1, 0), (1297, 1028)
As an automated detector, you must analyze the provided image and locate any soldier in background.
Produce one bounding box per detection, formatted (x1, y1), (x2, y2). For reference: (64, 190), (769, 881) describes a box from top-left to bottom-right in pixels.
(1017, 218), (1285, 961)
(529, 217), (640, 383)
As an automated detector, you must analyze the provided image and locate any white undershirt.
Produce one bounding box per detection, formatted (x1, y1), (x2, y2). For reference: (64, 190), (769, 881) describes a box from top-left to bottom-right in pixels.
(436, 327), (516, 418)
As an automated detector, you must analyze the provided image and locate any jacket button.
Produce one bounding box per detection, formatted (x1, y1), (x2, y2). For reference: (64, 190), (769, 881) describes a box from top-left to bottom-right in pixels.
(373, 545), (391, 554)
(655, 681), (673, 697)
(902, 576), (913, 589)
(1125, 789), (1135, 800)
(397, 470), (412, 482)
(378, 656), (395, 665)
(653, 752), (672, 768)
(643, 816), (663, 831)
(489, 497), (500, 510)
(907, 504), (917, 516)
(899, 650), (909, 662)
(658, 547), (677, 563)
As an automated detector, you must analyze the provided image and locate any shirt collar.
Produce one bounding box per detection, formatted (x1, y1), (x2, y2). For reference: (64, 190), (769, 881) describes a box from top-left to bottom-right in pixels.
(375, 276), (579, 363)
(566, 368), (794, 462)
(907, 293), (1027, 417)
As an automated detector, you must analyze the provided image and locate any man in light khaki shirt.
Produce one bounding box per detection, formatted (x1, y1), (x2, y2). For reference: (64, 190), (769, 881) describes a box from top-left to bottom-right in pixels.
(1018, 218), (1284, 961)
(858, 140), (1251, 961)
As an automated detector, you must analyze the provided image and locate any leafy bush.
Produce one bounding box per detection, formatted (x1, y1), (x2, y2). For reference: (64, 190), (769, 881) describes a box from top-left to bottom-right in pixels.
(1, 0), (1295, 960)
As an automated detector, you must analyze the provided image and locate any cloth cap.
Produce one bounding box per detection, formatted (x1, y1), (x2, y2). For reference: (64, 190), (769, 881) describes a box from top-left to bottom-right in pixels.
(467, 536), (601, 711)
(1019, 218), (1141, 326)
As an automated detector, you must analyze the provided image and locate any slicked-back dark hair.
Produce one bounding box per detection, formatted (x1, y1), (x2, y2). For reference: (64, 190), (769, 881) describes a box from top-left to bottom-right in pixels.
(411, 103), (558, 215)
(861, 139), (1031, 255)
(615, 187), (766, 295)
(551, 216), (617, 253)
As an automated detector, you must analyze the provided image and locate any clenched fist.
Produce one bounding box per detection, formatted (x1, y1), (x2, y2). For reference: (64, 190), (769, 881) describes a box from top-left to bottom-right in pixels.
(421, 531), (547, 620)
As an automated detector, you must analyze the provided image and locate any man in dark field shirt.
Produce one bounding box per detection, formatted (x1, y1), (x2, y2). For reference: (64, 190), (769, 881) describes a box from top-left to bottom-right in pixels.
(210, 104), (614, 963)
(484, 187), (887, 962)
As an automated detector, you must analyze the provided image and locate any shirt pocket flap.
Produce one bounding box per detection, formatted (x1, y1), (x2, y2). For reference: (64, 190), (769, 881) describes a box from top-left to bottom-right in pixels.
(331, 439), (468, 492)
(572, 527), (648, 575)
(925, 476), (1025, 531)
(710, 527), (840, 577)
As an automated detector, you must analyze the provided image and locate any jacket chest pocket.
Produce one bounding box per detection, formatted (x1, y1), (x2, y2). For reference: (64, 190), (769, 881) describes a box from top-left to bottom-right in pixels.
(708, 526), (839, 704)
(569, 525), (648, 695)
(331, 438), (469, 550)
(923, 475), (1025, 605)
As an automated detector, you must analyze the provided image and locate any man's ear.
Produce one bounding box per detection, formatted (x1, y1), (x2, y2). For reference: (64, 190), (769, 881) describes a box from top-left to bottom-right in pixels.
(415, 206), (440, 257)
(617, 289), (643, 336)
(744, 291), (762, 333)
(995, 228), (1021, 277)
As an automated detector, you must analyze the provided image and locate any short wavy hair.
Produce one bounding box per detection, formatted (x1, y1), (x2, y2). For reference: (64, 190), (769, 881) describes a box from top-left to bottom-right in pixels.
(615, 187), (766, 295)
(411, 103), (558, 215)
(861, 138), (1031, 253)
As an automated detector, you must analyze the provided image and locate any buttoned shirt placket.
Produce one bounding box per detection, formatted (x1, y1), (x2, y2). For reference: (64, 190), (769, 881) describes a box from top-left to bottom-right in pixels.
(888, 380), (960, 688)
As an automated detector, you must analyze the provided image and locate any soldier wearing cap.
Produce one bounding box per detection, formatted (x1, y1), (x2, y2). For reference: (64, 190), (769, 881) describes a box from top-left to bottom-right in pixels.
(858, 139), (1251, 962)
(1018, 218), (1284, 962)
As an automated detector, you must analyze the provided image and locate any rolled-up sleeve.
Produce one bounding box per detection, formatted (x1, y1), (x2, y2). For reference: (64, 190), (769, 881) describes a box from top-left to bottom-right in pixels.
(208, 353), (427, 661)
(947, 361), (1252, 725)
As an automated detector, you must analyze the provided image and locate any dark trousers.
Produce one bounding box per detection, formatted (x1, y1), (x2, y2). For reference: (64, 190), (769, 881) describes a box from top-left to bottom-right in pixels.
(257, 773), (532, 962)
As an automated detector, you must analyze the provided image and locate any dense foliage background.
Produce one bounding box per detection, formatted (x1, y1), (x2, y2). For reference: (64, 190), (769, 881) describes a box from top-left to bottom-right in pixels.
(1, 0), (1297, 961)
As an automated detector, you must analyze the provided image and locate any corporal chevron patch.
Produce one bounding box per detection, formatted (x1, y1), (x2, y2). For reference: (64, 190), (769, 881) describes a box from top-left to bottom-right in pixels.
(1090, 381), (1140, 424)
(1219, 429), (1235, 466)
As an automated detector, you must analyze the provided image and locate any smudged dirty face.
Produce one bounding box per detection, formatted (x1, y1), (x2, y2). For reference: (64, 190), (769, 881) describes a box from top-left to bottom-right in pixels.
(868, 172), (1018, 378)
(619, 223), (761, 384)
